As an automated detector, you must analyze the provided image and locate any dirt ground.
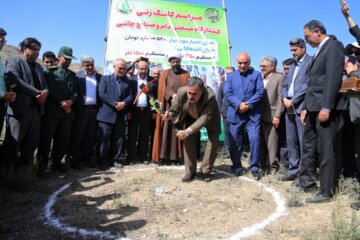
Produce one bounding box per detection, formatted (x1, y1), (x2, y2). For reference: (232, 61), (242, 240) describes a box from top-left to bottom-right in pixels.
(0, 156), (359, 240)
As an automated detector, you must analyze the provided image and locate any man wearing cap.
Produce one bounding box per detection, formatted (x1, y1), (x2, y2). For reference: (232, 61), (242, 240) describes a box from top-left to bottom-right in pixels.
(5, 37), (48, 169)
(0, 27), (16, 138)
(152, 52), (190, 164)
(280, 38), (312, 182)
(69, 55), (102, 170)
(38, 46), (78, 173)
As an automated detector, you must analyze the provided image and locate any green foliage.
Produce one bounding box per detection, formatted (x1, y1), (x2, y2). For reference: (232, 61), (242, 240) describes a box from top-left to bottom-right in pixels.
(338, 176), (360, 203)
(328, 196), (360, 240)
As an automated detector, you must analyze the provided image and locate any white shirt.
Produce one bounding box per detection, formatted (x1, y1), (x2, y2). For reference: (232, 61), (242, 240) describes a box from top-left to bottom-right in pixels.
(288, 54), (307, 97)
(136, 76), (148, 108)
(84, 72), (97, 105)
(314, 36), (329, 58)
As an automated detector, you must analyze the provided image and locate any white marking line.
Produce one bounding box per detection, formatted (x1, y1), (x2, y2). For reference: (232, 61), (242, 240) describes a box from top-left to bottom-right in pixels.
(44, 167), (287, 240)
(214, 170), (288, 239)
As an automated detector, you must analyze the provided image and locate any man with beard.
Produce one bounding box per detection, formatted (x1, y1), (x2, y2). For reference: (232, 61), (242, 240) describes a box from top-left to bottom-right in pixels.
(38, 46), (78, 174)
(163, 77), (221, 182)
(5, 37), (48, 169)
(152, 53), (190, 164)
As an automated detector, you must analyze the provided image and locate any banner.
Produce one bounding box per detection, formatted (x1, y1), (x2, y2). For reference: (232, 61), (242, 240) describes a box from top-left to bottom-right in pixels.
(105, 0), (231, 140)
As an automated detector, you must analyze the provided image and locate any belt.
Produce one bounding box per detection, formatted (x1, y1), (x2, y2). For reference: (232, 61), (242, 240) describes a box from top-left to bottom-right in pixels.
(84, 105), (96, 108)
(136, 107), (148, 111)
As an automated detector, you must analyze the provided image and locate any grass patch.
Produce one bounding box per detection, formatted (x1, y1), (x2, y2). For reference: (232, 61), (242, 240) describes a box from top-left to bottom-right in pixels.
(338, 176), (360, 203)
(285, 186), (303, 207)
(328, 196), (360, 240)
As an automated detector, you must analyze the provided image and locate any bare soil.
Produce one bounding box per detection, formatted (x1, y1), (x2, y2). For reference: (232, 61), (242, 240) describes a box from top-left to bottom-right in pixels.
(0, 157), (359, 240)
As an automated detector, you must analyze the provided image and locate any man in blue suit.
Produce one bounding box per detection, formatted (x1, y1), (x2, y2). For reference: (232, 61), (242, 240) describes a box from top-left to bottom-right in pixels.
(224, 52), (264, 178)
(281, 38), (312, 182)
(97, 58), (133, 170)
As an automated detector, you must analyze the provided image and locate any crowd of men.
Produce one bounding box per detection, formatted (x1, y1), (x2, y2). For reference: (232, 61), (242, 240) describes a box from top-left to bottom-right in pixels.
(0, 1), (359, 209)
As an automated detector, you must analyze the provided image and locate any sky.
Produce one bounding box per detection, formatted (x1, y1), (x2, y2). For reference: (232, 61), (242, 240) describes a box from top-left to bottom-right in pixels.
(1, 0), (360, 71)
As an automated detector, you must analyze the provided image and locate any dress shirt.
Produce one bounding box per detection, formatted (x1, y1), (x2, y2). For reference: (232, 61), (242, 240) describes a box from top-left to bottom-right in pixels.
(136, 76), (147, 108)
(288, 54), (307, 97)
(84, 72), (97, 105)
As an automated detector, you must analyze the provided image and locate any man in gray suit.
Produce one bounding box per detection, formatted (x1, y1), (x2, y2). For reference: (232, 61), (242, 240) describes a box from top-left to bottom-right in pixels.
(259, 56), (285, 174)
(300, 20), (344, 203)
(163, 77), (221, 182)
(5, 37), (48, 168)
(281, 38), (312, 182)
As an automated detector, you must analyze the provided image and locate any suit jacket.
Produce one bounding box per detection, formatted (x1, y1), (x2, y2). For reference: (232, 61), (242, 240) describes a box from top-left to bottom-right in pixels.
(281, 54), (312, 114)
(169, 85), (221, 134)
(303, 37), (344, 112)
(224, 68), (264, 123)
(217, 81), (229, 117)
(74, 70), (102, 113)
(96, 74), (133, 124)
(5, 55), (48, 117)
(129, 75), (157, 113)
(260, 72), (285, 122)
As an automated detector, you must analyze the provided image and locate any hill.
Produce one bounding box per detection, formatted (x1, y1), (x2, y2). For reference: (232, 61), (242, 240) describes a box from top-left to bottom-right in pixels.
(0, 44), (103, 74)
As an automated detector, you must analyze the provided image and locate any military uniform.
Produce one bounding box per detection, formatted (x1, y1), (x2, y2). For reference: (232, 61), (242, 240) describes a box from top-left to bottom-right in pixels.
(38, 65), (78, 171)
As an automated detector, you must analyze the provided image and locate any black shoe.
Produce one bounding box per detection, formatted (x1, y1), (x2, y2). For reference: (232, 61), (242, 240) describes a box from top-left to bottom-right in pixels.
(303, 185), (317, 194)
(251, 170), (262, 180)
(181, 173), (195, 182)
(234, 168), (246, 177)
(202, 173), (212, 182)
(305, 192), (331, 204)
(281, 174), (296, 182)
(350, 201), (360, 210)
(53, 164), (68, 172)
(71, 162), (82, 170)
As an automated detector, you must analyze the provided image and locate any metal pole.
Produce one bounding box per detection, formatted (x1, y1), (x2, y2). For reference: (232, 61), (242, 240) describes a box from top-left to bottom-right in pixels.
(222, 0), (232, 65)
(103, 0), (113, 72)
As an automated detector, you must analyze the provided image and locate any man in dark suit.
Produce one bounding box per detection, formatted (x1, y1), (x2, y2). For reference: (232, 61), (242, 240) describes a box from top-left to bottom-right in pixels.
(281, 38), (312, 181)
(224, 52), (264, 179)
(70, 55), (102, 170)
(163, 77), (221, 182)
(5, 37), (48, 169)
(127, 60), (157, 165)
(259, 56), (285, 174)
(217, 66), (235, 157)
(97, 58), (133, 170)
(299, 20), (344, 203)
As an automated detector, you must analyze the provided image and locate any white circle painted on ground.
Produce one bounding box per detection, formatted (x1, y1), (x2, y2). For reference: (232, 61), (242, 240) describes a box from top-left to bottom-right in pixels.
(43, 166), (287, 239)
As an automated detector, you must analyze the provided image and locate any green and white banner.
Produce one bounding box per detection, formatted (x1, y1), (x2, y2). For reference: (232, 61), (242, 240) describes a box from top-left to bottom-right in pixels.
(105, 0), (231, 141)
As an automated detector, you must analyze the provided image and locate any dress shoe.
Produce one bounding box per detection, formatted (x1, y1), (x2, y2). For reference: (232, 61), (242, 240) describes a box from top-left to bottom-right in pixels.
(71, 162), (82, 170)
(251, 170), (262, 180)
(142, 160), (150, 165)
(202, 173), (212, 182)
(305, 192), (331, 204)
(302, 185), (317, 194)
(114, 162), (123, 168)
(181, 173), (195, 182)
(350, 201), (360, 210)
(233, 168), (246, 177)
(281, 174), (296, 182)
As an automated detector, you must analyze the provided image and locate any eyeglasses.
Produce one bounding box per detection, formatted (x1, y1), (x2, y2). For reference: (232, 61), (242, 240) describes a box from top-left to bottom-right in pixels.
(304, 31), (316, 41)
(259, 65), (270, 68)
